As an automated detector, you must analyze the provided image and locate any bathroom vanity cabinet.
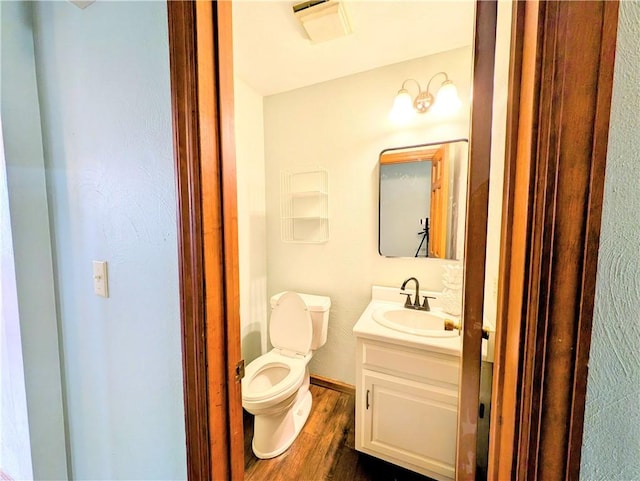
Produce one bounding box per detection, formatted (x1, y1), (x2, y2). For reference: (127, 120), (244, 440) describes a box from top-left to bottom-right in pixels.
(354, 336), (460, 481)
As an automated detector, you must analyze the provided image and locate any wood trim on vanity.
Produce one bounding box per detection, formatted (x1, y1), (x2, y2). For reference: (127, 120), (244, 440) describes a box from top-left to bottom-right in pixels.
(490, 1), (619, 479)
(457, 1), (497, 480)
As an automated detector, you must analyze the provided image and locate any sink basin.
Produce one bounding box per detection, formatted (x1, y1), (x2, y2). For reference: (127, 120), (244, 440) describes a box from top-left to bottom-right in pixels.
(372, 305), (459, 338)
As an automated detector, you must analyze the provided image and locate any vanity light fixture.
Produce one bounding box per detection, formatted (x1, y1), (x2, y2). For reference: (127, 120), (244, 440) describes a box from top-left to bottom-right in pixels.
(389, 72), (462, 123)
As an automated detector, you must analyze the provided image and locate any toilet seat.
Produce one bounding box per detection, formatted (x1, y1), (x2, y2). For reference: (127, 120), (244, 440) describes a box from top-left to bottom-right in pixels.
(242, 350), (307, 408)
(269, 291), (313, 355)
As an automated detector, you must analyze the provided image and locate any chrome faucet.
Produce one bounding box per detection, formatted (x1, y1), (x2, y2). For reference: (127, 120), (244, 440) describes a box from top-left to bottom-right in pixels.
(400, 277), (435, 311)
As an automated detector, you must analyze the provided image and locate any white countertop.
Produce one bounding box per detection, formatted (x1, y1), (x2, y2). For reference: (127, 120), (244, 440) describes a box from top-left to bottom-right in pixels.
(352, 286), (491, 361)
(352, 286), (463, 356)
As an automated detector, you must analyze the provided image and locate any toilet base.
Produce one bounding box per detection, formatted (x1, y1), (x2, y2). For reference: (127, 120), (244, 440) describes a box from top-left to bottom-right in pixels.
(252, 388), (312, 459)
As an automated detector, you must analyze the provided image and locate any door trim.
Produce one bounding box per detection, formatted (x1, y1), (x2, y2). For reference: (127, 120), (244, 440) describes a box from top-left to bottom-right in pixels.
(167, 3), (243, 479)
(456, 1), (497, 479)
(166, 4), (211, 479)
(489, 1), (619, 478)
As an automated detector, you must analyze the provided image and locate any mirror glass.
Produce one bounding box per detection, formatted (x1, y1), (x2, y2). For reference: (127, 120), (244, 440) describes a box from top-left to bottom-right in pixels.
(378, 139), (468, 259)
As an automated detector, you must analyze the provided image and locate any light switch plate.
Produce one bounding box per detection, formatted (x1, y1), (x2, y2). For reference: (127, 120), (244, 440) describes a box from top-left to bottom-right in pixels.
(93, 261), (109, 298)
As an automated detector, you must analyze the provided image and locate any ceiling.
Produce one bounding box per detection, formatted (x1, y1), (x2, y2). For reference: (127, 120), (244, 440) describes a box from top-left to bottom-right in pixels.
(232, 1), (476, 97)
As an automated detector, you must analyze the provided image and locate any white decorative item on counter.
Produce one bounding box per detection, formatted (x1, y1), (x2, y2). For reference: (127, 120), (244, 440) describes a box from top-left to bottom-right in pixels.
(442, 263), (463, 316)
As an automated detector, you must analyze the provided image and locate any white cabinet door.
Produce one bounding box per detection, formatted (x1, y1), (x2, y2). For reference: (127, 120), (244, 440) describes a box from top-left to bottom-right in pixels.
(362, 369), (458, 480)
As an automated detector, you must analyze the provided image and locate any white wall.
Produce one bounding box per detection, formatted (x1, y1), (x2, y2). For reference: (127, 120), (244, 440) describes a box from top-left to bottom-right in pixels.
(264, 48), (472, 384)
(581, 2), (640, 479)
(234, 77), (268, 364)
(30, 2), (186, 479)
(1, 122), (34, 480)
(0, 3), (68, 478)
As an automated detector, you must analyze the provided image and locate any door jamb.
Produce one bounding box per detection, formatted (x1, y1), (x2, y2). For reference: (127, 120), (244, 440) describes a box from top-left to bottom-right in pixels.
(489, 1), (619, 478)
(166, 3), (243, 479)
(456, 1), (498, 479)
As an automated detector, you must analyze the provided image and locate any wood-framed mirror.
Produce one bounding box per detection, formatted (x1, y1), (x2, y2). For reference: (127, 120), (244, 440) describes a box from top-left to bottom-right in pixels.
(167, 1), (620, 480)
(378, 140), (469, 259)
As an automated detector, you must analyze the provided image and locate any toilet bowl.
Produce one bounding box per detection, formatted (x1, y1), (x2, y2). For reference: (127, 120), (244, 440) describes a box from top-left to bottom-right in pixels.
(242, 291), (331, 459)
(242, 350), (307, 415)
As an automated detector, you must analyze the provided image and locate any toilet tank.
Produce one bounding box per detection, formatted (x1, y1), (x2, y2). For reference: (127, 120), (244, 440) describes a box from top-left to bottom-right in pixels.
(270, 292), (331, 350)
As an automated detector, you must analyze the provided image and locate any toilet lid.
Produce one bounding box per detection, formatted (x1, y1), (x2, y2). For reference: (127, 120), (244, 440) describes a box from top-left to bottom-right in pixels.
(270, 291), (312, 354)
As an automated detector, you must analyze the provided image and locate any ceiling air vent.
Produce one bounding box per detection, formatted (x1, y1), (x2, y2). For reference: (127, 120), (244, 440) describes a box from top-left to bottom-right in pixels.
(293, 0), (353, 44)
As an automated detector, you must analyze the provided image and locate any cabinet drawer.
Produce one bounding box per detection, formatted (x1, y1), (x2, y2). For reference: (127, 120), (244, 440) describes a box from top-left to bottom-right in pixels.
(361, 339), (459, 386)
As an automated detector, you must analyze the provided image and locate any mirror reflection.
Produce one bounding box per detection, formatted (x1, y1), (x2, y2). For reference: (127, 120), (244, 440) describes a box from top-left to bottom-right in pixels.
(378, 140), (468, 259)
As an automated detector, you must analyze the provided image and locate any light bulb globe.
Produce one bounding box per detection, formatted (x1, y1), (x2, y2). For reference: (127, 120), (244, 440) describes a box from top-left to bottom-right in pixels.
(433, 81), (462, 115)
(389, 89), (415, 124)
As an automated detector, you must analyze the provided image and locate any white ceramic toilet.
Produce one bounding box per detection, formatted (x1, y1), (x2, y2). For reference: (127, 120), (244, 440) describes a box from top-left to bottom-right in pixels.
(242, 291), (331, 459)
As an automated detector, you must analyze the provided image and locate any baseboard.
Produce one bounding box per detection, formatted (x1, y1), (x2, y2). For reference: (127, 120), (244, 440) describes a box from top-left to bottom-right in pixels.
(310, 374), (355, 396)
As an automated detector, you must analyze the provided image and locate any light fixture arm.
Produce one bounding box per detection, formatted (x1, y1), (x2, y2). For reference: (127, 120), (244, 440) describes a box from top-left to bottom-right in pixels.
(400, 78), (423, 95)
(390, 71), (459, 122)
(398, 78), (434, 114)
(425, 71), (450, 94)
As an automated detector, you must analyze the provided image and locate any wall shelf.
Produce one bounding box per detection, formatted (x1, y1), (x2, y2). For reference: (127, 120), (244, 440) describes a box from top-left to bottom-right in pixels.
(281, 169), (329, 243)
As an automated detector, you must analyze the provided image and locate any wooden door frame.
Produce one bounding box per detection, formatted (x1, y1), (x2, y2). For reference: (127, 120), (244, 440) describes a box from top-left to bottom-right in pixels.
(166, 3), (242, 480)
(489, 1), (619, 479)
(457, 2), (497, 479)
(166, 1), (620, 479)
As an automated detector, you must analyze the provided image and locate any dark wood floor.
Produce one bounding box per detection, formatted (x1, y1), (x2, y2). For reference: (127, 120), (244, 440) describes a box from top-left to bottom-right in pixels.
(244, 384), (434, 481)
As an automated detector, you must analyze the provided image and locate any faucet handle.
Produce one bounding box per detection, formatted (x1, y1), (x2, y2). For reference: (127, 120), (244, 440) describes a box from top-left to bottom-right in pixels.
(421, 295), (436, 310)
(400, 292), (413, 308)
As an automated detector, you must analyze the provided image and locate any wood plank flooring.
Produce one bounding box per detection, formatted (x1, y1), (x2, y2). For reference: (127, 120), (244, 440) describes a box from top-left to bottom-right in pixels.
(244, 384), (434, 481)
